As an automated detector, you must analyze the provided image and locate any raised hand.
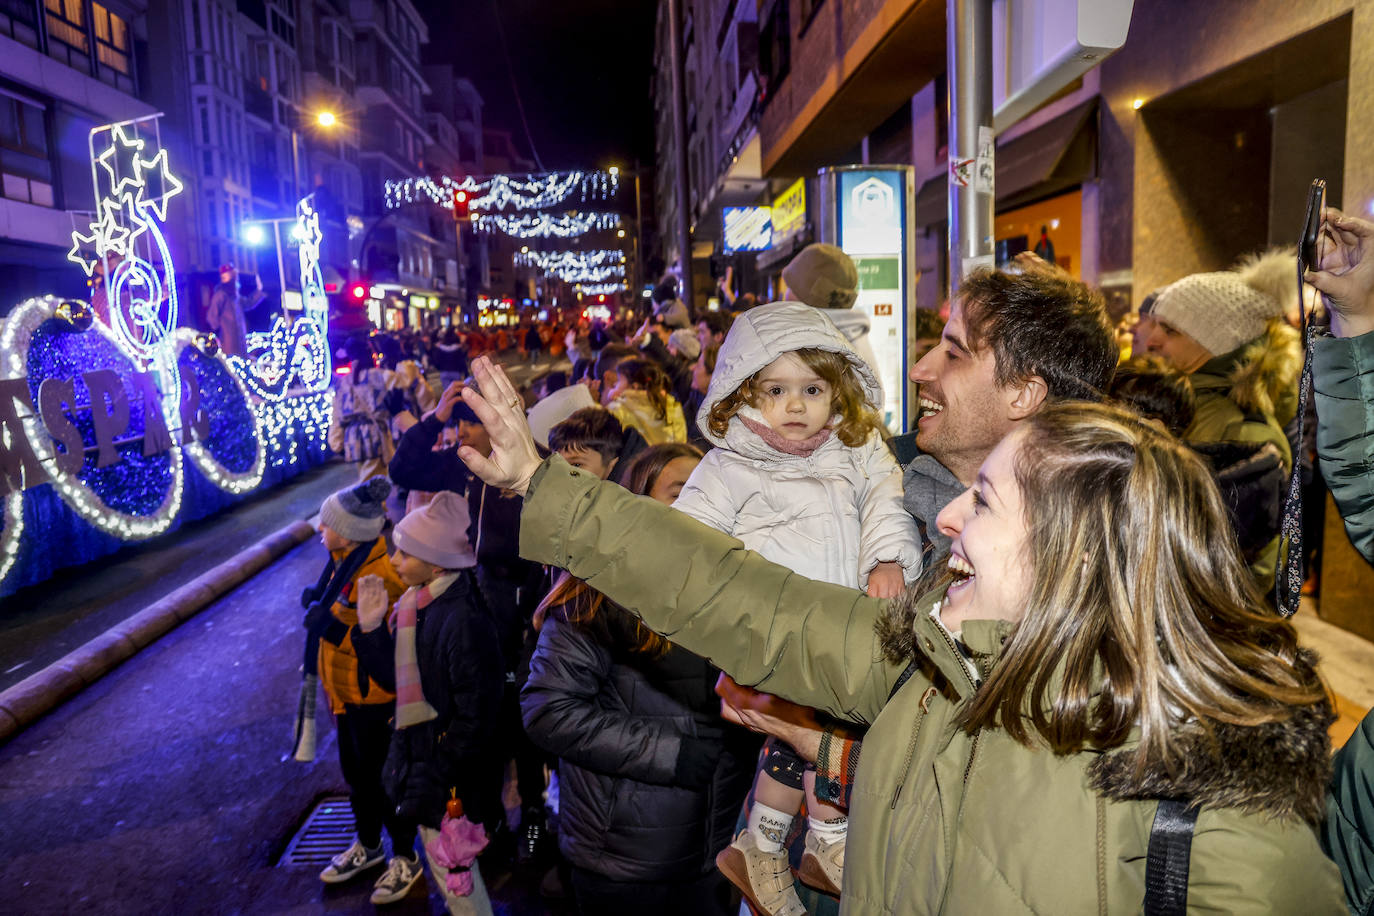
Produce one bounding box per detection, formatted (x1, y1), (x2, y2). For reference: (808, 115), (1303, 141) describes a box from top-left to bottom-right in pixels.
(355, 574), (390, 632)
(455, 357), (543, 495)
(425, 381), (466, 425)
(1308, 207), (1374, 338)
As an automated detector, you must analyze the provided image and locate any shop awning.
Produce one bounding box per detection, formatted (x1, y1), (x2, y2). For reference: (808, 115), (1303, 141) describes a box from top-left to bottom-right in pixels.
(914, 96), (1100, 227)
(995, 96), (1098, 211)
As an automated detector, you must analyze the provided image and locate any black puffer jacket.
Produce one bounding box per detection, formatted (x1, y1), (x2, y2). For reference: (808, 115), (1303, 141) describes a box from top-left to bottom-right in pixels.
(521, 602), (760, 882)
(353, 572), (506, 830)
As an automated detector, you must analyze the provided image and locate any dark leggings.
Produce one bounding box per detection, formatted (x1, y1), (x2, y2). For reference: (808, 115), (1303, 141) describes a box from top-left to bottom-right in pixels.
(762, 735), (809, 790)
(336, 702), (416, 853)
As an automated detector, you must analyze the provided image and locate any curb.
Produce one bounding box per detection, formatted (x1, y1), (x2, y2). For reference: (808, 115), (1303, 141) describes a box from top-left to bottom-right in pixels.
(0, 518), (318, 745)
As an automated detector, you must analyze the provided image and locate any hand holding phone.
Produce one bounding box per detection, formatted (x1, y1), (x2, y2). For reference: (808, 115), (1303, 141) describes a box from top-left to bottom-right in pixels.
(1305, 205), (1374, 338)
(1301, 180), (1327, 267)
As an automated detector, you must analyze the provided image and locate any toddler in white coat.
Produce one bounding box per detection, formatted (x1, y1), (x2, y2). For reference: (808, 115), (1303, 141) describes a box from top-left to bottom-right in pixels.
(672, 301), (922, 914)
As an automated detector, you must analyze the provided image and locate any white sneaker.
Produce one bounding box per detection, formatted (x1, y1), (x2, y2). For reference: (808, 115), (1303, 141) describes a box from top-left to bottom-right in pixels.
(370, 854), (423, 905)
(319, 839), (384, 884)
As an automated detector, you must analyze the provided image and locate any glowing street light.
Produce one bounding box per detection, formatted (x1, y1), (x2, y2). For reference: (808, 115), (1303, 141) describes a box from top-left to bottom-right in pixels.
(243, 224), (267, 246)
(316, 110), (338, 127)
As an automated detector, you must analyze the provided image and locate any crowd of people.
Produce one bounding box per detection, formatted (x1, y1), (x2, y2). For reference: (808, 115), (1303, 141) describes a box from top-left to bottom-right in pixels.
(298, 217), (1374, 915)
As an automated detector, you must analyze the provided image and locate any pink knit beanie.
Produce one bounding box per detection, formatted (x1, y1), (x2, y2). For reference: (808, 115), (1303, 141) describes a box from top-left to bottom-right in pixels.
(393, 491), (477, 570)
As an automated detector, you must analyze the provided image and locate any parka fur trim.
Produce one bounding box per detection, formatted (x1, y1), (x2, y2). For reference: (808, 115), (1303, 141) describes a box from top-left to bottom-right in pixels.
(877, 587), (1334, 826)
(1225, 318), (1302, 426)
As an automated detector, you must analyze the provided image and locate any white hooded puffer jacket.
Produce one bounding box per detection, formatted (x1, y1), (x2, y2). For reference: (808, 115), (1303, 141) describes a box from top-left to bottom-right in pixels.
(672, 302), (922, 590)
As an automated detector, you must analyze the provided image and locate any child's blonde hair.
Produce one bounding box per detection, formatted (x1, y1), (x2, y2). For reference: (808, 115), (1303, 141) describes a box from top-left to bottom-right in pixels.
(707, 347), (882, 447)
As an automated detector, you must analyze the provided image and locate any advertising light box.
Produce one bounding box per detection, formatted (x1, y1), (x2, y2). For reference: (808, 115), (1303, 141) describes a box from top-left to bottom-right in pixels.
(722, 206), (773, 253)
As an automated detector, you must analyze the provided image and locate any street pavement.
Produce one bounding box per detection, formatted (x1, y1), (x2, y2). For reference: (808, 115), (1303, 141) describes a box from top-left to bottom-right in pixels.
(0, 527), (569, 915)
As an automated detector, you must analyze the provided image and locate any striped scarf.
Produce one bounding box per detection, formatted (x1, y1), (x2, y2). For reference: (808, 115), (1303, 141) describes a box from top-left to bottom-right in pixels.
(392, 572), (460, 728)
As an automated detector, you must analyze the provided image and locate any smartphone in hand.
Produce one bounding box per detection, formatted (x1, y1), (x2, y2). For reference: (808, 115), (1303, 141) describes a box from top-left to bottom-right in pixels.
(1301, 178), (1327, 267)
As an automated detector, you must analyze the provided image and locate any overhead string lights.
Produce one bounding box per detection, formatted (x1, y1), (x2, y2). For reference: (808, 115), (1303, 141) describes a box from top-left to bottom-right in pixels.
(474, 211), (621, 239)
(514, 249), (627, 283)
(384, 170), (619, 212)
(578, 282), (628, 296)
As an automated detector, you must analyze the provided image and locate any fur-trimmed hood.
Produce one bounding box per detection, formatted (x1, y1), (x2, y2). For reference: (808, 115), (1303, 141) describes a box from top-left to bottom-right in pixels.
(1200, 318), (1303, 428)
(876, 586), (1333, 826)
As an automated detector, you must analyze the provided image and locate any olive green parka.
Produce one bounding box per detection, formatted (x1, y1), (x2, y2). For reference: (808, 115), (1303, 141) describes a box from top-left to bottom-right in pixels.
(518, 457), (1346, 915)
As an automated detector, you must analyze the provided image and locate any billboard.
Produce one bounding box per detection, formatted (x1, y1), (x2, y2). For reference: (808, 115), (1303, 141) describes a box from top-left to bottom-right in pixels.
(722, 206), (773, 253)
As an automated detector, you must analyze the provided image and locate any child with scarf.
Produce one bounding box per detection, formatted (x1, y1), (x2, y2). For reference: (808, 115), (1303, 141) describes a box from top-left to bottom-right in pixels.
(303, 478), (411, 898)
(352, 492), (505, 914)
(672, 302), (922, 915)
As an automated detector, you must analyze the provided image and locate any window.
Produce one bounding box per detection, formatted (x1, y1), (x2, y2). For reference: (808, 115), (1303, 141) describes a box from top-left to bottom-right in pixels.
(203, 149), (214, 176)
(0, 0), (41, 50)
(44, 0), (88, 70)
(757, 0), (791, 106)
(191, 0), (202, 49)
(198, 101), (210, 143)
(0, 94), (53, 207)
(194, 55), (206, 82)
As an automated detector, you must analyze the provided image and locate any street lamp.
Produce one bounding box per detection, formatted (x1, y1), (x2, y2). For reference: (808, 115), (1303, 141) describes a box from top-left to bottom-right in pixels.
(316, 110), (337, 127)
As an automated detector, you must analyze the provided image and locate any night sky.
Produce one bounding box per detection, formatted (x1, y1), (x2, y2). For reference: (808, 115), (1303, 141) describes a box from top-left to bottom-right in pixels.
(416, 0), (658, 173)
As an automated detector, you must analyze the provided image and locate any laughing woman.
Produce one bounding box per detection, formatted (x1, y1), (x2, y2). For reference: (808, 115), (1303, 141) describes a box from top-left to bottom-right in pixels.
(455, 356), (1345, 915)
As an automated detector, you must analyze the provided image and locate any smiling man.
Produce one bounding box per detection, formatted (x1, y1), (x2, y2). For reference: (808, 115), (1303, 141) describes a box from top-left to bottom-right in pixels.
(902, 269), (1118, 558)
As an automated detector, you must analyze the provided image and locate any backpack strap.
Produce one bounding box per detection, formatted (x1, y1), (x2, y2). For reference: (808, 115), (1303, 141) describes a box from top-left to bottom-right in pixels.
(1143, 798), (1199, 916)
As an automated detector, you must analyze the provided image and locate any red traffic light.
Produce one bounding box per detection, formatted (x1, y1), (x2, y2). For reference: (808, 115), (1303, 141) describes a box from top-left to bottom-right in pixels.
(597, 294), (606, 303)
(452, 189), (470, 219)
(350, 284), (366, 301)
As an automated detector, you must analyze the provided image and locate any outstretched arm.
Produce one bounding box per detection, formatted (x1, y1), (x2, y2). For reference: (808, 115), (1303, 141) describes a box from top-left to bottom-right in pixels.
(456, 358), (904, 724)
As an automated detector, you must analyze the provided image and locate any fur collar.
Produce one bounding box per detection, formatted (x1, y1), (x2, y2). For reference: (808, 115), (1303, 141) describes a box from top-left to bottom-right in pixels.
(1087, 649), (1333, 827)
(1201, 320), (1303, 426)
(876, 588), (1334, 825)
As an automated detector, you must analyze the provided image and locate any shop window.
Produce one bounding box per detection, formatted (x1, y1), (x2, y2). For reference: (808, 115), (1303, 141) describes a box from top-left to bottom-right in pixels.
(0, 94), (54, 208)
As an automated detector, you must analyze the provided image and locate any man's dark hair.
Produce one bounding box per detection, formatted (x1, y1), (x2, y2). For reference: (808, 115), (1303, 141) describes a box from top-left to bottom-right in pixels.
(699, 311), (733, 338)
(592, 343), (635, 382)
(548, 407), (626, 461)
(1109, 356), (1196, 437)
(960, 269), (1117, 401)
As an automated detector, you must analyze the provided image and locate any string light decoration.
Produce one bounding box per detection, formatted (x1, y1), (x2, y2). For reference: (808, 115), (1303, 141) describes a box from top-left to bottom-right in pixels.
(514, 249), (625, 271)
(68, 122), (184, 364)
(174, 330), (265, 494)
(1, 295), (184, 540)
(255, 392), (331, 469)
(473, 211), (621, 239)
(229, 197), (331, 401)
(578, 282), (628, 296)
(0, 492), (21, 590)
(384, 170), (619, 212)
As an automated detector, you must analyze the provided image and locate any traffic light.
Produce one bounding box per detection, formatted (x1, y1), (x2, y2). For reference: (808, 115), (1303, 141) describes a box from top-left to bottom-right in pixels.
(349, 282), (367, 303)
(452, 189), (469, 219)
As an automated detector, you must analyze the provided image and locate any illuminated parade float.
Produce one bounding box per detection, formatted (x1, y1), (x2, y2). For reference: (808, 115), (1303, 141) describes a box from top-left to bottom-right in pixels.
(0, 116), (332, 597)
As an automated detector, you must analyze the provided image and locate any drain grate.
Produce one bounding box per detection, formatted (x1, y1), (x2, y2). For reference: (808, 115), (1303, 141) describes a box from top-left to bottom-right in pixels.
(278, 795), (355, 867)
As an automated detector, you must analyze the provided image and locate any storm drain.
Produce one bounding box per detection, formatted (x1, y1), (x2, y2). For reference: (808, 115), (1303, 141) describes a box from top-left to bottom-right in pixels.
(277, 795), (355, 867)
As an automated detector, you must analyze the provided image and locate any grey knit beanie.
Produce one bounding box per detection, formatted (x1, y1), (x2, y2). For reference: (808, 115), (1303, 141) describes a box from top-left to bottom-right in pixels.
(1150, 271), (1283, 357)
(668, 328), (701, 361)
(319, 476), (391, 543)
(782, 243), (859, 310)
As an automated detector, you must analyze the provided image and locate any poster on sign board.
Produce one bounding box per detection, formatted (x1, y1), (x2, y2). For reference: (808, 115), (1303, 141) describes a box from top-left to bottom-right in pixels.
(835, 169), (909, 432)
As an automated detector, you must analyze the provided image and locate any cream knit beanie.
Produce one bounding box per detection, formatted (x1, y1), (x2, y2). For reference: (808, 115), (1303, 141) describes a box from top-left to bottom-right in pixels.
(1150, 271), (1283, 357)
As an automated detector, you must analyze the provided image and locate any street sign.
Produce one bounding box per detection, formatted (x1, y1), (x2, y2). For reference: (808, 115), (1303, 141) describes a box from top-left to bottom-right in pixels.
(991, 0), (1134, 132)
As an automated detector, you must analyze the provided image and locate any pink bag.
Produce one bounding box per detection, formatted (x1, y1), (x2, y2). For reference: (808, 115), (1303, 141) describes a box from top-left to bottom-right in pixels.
(424, 814), (489, 896)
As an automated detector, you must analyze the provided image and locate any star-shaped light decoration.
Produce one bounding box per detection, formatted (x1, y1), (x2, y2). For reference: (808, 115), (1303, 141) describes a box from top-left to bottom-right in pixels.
(132, 148), (184, 221)
(92, 202), (132, 257)
(95, 125), (146, 203)
(67, 224), (100, 276)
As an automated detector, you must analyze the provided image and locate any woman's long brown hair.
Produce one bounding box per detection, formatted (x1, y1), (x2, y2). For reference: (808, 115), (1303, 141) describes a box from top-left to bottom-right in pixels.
(532, 443), (703, 655)
(957, 401), (1325, 778)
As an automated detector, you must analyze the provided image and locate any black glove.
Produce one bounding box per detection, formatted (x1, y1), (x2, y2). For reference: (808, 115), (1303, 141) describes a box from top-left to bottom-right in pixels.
(674, 736), (723, 790)
(303, 601), (349, 646)
(301, 585), (323, 608)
